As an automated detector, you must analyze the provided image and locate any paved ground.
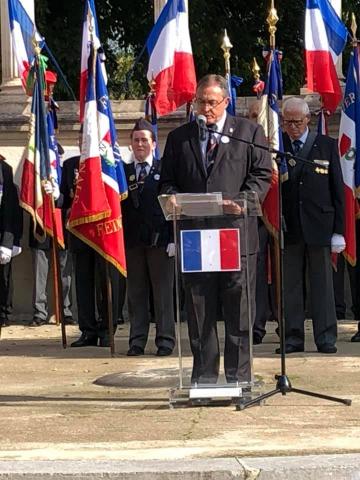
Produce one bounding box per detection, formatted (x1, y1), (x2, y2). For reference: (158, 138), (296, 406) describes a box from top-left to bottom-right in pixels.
(0, 317), (359, 464)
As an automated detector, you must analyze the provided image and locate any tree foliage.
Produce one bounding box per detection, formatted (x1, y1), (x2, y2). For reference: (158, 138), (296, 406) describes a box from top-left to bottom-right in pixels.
(35, 0), (358, 100)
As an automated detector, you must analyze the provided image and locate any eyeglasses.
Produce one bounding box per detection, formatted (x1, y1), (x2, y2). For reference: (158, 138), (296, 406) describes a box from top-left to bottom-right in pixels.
(195, 97), (227, 109)
(283, 118), (306, 127)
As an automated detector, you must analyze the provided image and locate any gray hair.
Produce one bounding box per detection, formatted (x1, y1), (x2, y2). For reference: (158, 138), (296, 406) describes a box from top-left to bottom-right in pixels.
(282, 97), (310, 116)
(196, 74), (229, 98)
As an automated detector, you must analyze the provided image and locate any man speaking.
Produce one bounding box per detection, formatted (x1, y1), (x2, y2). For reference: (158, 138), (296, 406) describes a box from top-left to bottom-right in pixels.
(160, 74), (272, 385)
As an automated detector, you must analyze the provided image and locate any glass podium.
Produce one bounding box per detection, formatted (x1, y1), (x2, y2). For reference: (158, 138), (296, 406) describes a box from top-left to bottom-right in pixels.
(158, 191), (263, 407)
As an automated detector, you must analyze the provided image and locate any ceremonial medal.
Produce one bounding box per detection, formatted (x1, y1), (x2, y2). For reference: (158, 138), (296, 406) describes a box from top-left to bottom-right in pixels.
(288, 158), (296, 167)
(129, 174), (136, 182)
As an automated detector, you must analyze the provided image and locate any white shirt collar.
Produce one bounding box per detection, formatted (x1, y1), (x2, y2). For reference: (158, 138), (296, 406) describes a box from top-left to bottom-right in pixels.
(133, 152), (154, 169)
(290, 127), (309, 146)
(213, 111), (227, 134)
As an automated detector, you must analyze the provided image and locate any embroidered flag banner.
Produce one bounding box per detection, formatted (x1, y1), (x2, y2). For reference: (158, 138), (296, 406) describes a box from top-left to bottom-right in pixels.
(181, 229), (240, 273)
(338, 46), (360, 265)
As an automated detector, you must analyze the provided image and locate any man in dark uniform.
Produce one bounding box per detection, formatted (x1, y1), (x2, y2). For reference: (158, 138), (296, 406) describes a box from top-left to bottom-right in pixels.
(60, 146), (122, 347)
(160, 74), (272, 384)
(123, 118), (175, 356)
(280, 97), (345, 354)
(0, 154), (23, 327)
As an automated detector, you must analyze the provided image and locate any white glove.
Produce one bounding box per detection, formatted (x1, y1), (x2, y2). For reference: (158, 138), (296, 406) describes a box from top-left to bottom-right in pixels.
(43, 180), (60, 200)
(331, 233), (346, 253)
(166, 243), (176, 258)
(12, 246), (22, 257)
(0, 246), (12, 265)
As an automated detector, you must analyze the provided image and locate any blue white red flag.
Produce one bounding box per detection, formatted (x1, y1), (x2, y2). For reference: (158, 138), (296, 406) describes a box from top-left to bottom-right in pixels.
(20, 58), (64, 246)
(305, 0), (348, 113)
(7, 0), (43, 87)
(226, 75), (243, 116)
(68, 0), (127, 276)
(338, 46), (360, 266)
(257, 49), (285, 237)
(146, 0), (196, 116)
(181, 229), (240, 273)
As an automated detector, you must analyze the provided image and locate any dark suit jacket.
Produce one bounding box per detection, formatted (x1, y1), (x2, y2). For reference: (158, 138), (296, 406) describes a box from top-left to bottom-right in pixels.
(0, 160), (23, 249)
(159, 115), (272, 254)
(59, 155), (86, 252)
(282, 132), (344, 246)
(122, 158), (171, 249)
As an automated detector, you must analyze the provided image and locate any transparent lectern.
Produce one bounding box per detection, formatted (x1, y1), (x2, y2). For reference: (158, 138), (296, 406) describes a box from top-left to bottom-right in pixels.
(158, 191), (262, 407)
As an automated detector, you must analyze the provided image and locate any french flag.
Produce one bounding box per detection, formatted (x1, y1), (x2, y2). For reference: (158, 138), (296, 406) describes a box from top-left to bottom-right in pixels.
(79, 0), (101, 123)
(181, 229), (240, 273)
(338, 46), (360, 266)
(305, 0), (348, 113)
(146, 0), (196, 116)
(7, 0), (43, 87)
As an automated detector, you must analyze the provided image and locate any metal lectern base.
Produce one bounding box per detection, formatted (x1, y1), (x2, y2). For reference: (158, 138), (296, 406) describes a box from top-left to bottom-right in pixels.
(169, 381), (264, 408)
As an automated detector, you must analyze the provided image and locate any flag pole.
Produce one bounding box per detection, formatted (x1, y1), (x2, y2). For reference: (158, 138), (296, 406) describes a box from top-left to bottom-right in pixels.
(32, 37), (67, 348)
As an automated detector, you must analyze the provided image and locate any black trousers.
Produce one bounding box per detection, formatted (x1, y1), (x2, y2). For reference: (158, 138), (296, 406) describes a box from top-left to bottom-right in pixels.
(284, 240), (337, 348)
(74, 246), (119, 338)
(184, 255), (257, 385)
(0, 261), (13, 320)
(254, 222), (277, 338)
(126, 245), (175, 351)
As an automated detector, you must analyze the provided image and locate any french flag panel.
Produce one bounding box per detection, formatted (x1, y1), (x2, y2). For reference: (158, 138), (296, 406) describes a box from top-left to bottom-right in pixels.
(181, 229), (240, 273)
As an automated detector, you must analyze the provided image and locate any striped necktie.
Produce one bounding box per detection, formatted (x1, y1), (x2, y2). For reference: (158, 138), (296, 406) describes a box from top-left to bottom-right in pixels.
(206, 124), (218, 174)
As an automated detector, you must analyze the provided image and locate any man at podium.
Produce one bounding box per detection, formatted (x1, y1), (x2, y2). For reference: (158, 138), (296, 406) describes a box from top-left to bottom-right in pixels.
(160, 74), (272, 385)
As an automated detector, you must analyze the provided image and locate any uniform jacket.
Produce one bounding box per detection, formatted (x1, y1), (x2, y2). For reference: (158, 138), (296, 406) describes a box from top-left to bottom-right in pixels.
(122, 158), (171, 249)
(159, 115), (272, 254)
(282, 132), (344, 246)
(0, 160), (23, 249)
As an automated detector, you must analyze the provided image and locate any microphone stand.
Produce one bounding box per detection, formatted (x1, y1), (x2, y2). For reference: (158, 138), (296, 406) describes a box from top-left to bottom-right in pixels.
(203, 125), (352, 409)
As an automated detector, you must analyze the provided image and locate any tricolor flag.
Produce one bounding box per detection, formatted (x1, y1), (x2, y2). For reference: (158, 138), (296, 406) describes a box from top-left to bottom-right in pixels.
(146, 0), (196, 116)
(338, 46), (360, 266)
(257, 49), (285, 237)
(20, 58), (64, 246)
(68, 0), (126, 276)
(79, 0), (101, 122)
(181, 229), (240, 273)
(226, 75), (243, 116)
(305, 0), (348, 113)
(7, 0), (43, 87)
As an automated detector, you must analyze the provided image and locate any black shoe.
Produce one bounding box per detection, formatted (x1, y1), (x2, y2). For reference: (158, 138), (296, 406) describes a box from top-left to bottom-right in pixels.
(317, 344), (337, 354)
(351, 331), (360, 342)
(253, 333), (263, 345)
(71, 333), (98, 347)
(99, 334), (114, 347)
(156, 346), (173, 356)
(275, 345), (304, 354)
(28, 317), (47, 327)
(0, 317), (8, 327)
(127, 345), (144, 356)
(64, 316), (76, 325)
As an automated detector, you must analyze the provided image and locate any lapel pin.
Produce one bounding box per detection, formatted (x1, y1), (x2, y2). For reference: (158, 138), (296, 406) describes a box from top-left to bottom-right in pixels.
(221, 135), (230, 144)
(154, 174), (160, 180)
(129, 174), (136, 181)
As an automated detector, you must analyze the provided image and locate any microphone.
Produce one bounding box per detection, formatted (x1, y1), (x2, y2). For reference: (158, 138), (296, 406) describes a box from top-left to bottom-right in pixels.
(197, 115), (207, 142)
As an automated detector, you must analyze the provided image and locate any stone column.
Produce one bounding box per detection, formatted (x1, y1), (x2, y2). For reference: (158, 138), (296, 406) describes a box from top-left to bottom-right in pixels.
(154, 0), (167, 21)
(0, 0), (35, 91)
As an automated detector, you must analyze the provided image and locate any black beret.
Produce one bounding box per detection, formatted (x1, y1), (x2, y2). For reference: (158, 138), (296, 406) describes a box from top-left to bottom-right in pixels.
(132, 117), (155, 136)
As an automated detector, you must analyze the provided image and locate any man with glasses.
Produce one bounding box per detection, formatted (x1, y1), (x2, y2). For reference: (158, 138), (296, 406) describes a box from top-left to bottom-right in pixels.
(160, 74), (272, 385)
(280, 97), (345, 354)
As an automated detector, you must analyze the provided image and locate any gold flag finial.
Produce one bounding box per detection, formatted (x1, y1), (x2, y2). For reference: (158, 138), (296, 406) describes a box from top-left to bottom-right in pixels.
(252, 57), (261, 82)
(31, 33), (41, 56)
(267, 0), (279, 50)
(221, 29), (233, 75)
(351, 13), (358, 45)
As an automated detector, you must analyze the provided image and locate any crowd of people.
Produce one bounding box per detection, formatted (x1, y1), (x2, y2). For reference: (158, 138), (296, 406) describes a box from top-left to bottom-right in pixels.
(0, 74), (359, 383)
